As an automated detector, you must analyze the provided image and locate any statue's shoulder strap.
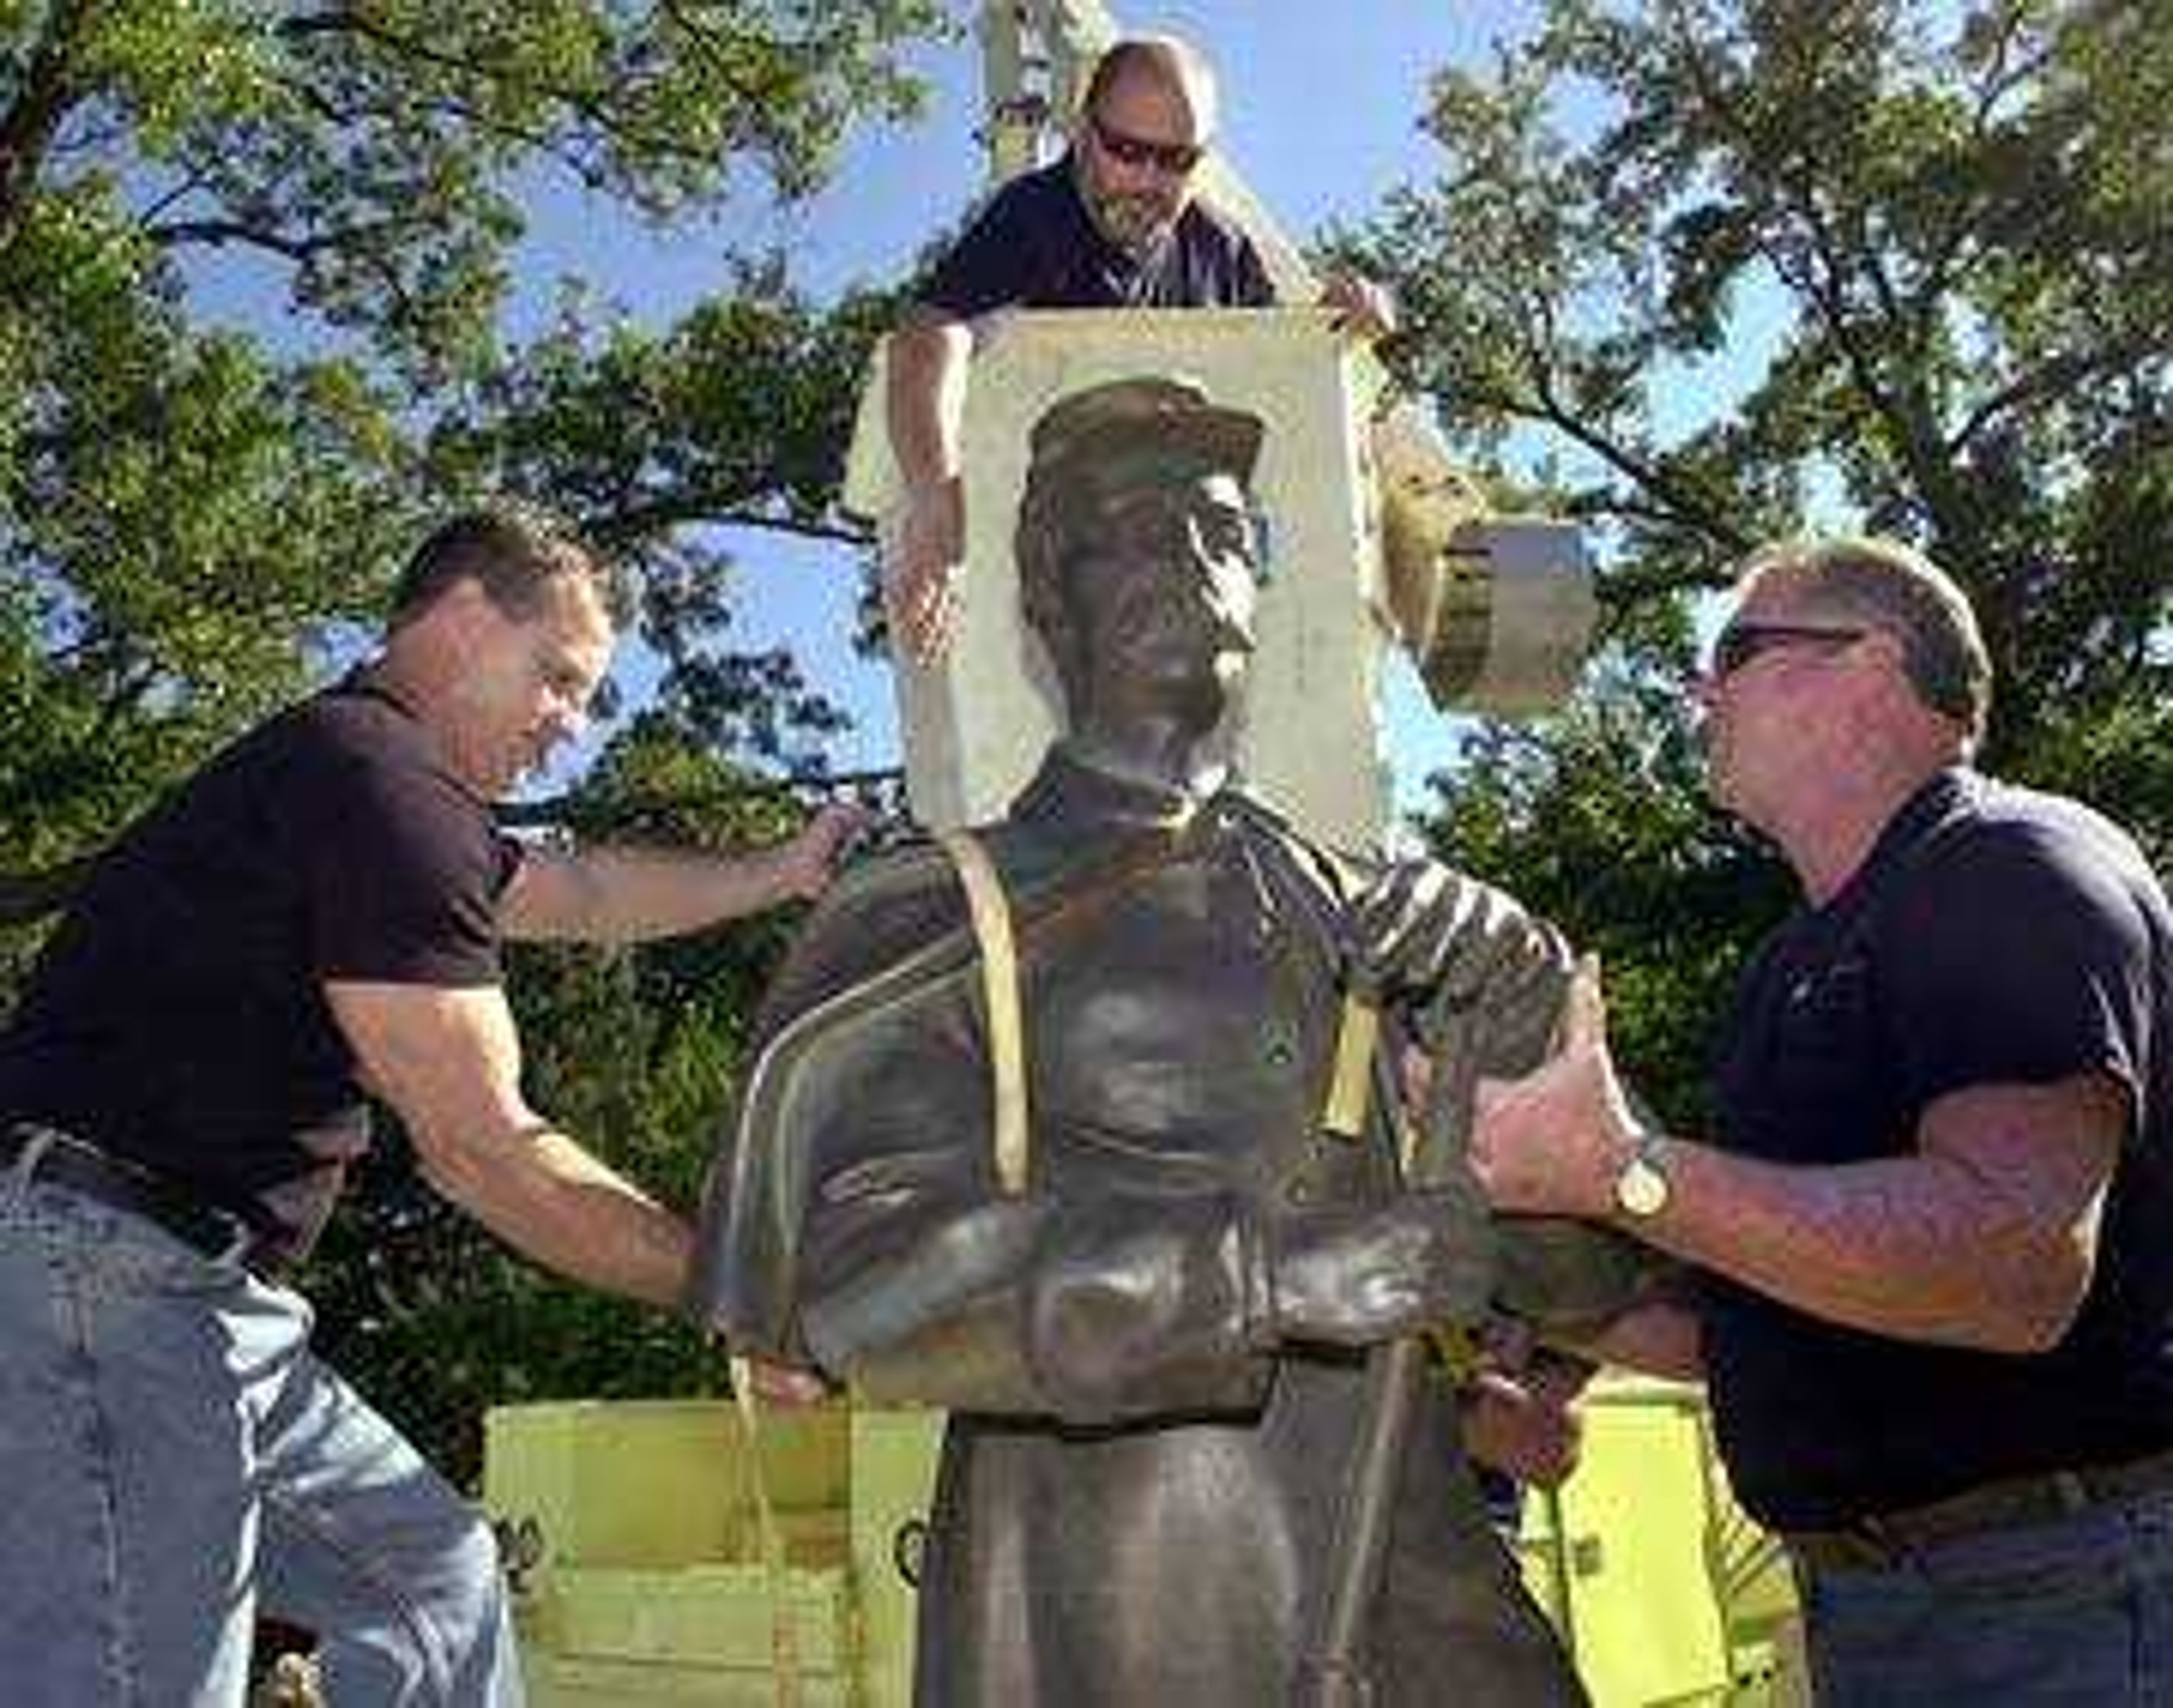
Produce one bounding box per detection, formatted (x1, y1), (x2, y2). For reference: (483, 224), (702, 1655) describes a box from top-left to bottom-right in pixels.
(1214, 792), (1384, 1146)
(933, 827), (1031, 1198)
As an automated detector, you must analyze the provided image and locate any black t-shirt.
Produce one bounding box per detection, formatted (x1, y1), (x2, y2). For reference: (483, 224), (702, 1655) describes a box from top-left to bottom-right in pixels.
(1703, 768), (2173, 1530)
(915, 153), (1276, 317)
(0, 676), (520, 1257)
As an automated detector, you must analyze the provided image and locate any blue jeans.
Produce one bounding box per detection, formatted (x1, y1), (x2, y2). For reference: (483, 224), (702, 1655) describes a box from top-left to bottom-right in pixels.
(0, 1149), (523, 1706)
(1798, 1484), (2173, 1705)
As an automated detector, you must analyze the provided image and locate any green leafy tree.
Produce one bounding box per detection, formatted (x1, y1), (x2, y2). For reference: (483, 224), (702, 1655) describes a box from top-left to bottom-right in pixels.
(2, 1), (946, 1467)
(1359, 0), (2172, 1124)
(2, 0), (942, 921)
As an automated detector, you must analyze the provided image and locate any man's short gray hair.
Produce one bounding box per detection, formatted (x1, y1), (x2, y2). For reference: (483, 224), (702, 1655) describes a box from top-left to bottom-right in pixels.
(1736, 534), (1991, 745)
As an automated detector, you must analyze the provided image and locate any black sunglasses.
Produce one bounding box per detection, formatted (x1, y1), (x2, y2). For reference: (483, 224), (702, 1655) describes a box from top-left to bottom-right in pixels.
(1707, 621), (1867, 681)
(1089, 113), (1205, 176)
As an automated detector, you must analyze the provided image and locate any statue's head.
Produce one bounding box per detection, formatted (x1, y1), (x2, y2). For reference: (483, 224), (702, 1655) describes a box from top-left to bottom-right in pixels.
(1015, 377), (1268, 733)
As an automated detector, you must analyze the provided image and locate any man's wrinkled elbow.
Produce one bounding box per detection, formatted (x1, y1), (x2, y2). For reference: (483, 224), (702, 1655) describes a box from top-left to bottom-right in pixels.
(1977, 1252), (2092, 1354)
(407, 1121), (506, 1213)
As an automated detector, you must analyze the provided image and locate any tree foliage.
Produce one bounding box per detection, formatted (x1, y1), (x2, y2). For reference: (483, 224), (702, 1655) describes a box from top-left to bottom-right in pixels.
(2, 1), (946, 1468)
(1360, 0), (2172, 1124)
(2, 0), (941, 900)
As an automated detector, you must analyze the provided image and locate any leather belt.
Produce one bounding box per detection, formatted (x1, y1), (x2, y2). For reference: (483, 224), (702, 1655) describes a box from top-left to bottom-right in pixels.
(1, 1121), (242, 1260)
(1787, 1445), (2173, 1570)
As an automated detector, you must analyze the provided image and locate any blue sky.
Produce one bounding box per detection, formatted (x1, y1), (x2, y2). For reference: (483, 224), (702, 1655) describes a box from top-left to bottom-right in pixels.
(506, 4), (1553, 807)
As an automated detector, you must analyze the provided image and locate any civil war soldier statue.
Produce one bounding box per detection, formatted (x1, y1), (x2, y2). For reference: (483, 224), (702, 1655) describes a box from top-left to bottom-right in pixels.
(690, 377), (1652, 1706)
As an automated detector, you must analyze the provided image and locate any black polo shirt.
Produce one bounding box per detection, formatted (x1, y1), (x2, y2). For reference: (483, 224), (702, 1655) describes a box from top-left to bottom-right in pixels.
(0, 676), (520, 1261)
(1703, 768), (2173, 1530)
(916, 153), (1276, 316)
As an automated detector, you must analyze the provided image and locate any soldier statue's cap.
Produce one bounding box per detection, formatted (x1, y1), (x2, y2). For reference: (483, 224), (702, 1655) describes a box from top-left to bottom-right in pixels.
(1026, 376), (1265, 497)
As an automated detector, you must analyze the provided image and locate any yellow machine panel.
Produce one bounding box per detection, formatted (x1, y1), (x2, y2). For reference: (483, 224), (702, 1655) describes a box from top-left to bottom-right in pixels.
(482, 1391), (1802, 1707)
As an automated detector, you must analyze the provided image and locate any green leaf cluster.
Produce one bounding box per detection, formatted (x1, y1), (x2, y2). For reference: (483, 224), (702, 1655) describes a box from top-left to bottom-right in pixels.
(1355, 0), (2172, 1125)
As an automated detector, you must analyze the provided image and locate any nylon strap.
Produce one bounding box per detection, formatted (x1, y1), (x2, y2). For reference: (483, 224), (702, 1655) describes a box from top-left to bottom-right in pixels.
(935, 828), (1031, 1197)
(725, 1356), (802, 1707)
(1320, 992), (1380, 1140)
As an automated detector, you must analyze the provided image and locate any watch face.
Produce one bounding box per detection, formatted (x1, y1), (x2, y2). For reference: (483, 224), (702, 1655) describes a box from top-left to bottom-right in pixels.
(1616, 1154), (1669, 1219)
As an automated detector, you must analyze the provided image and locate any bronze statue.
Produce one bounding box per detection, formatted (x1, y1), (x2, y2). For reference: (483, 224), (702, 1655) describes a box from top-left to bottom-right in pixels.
(691, 377), (1650, 1706)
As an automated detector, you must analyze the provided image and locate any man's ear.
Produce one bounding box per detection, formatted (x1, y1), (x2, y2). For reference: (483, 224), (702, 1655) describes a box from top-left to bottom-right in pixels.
(393, 573), (482, 648)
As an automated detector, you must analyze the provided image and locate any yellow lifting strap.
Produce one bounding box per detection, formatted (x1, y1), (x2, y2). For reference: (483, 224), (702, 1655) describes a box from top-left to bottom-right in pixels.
(1321, 992), (1380, 1141)
(935, 828), (1032, 1197)
(725, 1355), (803, 1708)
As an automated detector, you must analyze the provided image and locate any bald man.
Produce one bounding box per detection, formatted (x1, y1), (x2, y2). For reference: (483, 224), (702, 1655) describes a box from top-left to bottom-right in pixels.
(883, 34), (1392, 660)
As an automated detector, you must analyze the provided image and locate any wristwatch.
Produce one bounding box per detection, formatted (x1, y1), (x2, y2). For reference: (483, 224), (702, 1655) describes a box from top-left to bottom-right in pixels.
(1612, 1132), (1673, 1220)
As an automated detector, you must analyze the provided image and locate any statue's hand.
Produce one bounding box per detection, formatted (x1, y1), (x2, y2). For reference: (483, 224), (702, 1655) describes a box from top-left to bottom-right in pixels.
(1259, 1190), (1494, 1347)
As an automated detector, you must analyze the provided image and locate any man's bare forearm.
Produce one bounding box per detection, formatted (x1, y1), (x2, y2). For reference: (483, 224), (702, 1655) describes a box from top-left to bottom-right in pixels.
(503, 801), (861, 944)
(885, 313), (972, 493)
(420, 1119), (692, 1309)
(504, 843), (805, 943)
(1471, 971), (2122, 1356)
(1621, 1128), (2102, 1353)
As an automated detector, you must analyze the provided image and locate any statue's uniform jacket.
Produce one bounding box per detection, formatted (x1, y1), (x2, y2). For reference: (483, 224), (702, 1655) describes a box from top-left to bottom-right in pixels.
(693, 751), (1581, 1706)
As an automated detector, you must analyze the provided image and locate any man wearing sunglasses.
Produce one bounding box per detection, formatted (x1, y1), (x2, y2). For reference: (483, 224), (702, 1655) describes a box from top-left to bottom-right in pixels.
(1468, 535), (2173, 1703)
(884, 34), (1395, 661)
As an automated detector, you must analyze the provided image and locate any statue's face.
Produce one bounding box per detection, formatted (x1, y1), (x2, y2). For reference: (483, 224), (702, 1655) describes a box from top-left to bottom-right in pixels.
(1064, 468), (1260, 725)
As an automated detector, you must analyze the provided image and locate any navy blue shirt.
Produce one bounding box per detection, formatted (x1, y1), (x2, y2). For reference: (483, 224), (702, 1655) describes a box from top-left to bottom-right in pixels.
(0, 677), (521, 1258)
(916, 153), (1276, 317)
(1703, 769), (2173, 1530)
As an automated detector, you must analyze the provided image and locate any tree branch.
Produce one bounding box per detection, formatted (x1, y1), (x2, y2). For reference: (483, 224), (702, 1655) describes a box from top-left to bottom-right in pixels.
(1665, 15), (1972, 536)
(1946, 331), (2163, 457)
(1482, 283), (1756, 554)
(141, 208), (426, 336)
(277, 7), (727, 180)
(599, 498), (872, 551)
(0, 0), (95, 253)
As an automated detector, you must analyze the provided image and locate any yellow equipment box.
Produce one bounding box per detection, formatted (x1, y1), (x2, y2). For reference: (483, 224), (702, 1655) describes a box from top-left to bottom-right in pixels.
(484, 1387), (1801, 1706)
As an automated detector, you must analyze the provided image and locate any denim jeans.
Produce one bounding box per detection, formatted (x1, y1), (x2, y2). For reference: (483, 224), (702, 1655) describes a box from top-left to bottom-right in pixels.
(0, 1148), (523, 1706)
(1798, 1483), (2173, 1705)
